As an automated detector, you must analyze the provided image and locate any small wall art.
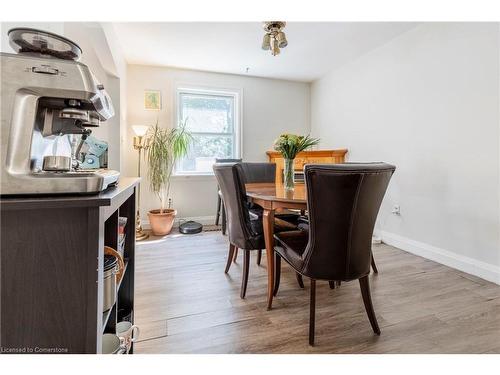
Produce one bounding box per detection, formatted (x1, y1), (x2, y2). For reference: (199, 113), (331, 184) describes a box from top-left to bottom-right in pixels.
(144, 90), (161, 110)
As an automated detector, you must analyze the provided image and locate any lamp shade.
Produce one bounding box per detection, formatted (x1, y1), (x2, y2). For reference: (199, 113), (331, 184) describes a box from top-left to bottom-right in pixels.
(132, 125), (149, 137)
(261, 33), (271, 50)
(276, 31), (287, 48)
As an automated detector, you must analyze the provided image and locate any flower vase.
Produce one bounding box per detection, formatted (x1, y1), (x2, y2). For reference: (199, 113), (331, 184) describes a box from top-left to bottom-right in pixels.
(284, 158), (295, 191)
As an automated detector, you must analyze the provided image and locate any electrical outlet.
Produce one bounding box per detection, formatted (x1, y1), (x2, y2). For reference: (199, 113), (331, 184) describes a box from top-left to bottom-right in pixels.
(391, 205), (401, 215)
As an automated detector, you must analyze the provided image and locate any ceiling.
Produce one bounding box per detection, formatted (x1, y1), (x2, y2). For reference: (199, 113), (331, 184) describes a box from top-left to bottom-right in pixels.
(111, 22), (419, 82)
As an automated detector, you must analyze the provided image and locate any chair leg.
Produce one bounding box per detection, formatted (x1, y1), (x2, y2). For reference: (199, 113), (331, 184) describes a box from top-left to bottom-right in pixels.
(256, 249), (262, 265)
(336, 281), (342, 287)
(371, 251), (379, 274)
(309, 279), (316, 346)
(273, 253), (281, 296)
(233, 247), (238, 263)
(359, 276), (381, 335)
(328, 281), (336, 289)
(221, 201), (227, 235)
(215, 195), (221, 226)
(240, 250), (250, 299)
(224, 244), (236, 274)
(296, 273), (305, 288)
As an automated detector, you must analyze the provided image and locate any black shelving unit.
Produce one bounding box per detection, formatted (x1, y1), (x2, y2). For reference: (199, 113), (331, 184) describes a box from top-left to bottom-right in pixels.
(1, 178), (139, 353)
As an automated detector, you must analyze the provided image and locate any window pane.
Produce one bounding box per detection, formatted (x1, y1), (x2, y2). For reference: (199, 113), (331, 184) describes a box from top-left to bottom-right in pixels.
(180, 93), (234, 133)
(178, 134), (233, 173)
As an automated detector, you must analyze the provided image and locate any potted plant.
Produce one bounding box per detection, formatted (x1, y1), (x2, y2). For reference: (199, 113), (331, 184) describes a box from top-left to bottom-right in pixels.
(145, 120), (192, 235)
(273, 133), (320, 191)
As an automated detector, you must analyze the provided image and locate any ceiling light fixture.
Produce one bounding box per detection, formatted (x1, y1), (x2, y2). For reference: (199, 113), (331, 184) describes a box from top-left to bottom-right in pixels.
(261, 21), (287, 56)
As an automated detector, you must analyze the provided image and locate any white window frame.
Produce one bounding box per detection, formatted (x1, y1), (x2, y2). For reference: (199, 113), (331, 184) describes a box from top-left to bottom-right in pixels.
(174, 85), (242, 176)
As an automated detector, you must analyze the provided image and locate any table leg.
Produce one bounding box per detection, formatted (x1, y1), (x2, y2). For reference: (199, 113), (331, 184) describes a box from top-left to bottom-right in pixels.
(262, 208), (275, 310)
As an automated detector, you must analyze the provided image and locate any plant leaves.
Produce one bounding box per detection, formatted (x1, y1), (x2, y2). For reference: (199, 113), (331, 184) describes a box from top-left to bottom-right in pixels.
(273, 133), (320, 159)
(146, 119), (193, 210)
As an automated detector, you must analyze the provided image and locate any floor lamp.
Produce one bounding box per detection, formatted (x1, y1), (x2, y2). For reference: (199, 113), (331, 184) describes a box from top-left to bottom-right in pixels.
(132, 125), (150, 241)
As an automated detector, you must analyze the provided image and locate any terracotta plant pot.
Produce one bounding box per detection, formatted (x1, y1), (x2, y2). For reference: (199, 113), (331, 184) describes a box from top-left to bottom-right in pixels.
(148, 208), (177, 236)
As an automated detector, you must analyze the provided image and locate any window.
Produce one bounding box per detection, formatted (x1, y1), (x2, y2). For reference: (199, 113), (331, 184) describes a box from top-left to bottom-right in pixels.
(175, 87), (240, 175)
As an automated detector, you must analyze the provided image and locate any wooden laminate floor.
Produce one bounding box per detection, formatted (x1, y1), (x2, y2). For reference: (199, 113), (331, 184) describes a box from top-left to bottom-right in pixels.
(133, 230), (500, 353)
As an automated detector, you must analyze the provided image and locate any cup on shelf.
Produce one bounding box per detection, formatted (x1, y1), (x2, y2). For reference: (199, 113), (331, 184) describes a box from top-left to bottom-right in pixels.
(102, 333), (127, 354)
(116, 321), (140, 353)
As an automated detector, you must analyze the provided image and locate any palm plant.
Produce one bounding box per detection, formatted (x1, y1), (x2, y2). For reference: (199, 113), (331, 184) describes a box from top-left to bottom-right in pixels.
(146, 119), (193, 213)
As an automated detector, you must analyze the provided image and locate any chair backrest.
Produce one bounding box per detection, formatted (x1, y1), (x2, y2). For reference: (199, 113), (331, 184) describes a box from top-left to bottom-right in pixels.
(213, 163), (256, 249)
(302, 163), (396, 280)
(240, 162), (276, 183)
(215, 158), (242, 163)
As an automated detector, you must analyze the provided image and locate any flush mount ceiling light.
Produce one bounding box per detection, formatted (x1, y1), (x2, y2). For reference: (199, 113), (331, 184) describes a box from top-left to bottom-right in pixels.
(261, 21), (287, 56)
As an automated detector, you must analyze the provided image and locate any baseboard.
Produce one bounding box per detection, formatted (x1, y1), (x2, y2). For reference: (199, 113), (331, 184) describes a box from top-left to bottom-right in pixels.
(140, 215), (216, 229)
(377, 230), (500, 285)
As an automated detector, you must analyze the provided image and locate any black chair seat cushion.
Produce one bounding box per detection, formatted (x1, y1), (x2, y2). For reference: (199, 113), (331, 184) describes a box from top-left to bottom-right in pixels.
(273, 230), (309, 272)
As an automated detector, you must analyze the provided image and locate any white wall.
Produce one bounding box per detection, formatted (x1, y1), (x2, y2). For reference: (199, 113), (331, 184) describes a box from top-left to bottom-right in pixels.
(311, 23), (500, 283)
(125, 65), (310, 221)
(1, 22), (126, 170)
(101, 23), (128, 172)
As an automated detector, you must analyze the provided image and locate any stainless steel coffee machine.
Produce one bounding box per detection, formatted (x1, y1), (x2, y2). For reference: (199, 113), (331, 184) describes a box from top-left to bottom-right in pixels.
(1, 28), (120, 195)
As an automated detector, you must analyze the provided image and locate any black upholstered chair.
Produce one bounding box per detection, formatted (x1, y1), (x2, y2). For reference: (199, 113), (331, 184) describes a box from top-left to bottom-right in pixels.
(234, 162), (300, 265)
(273, 163), (396, 345)
(213, 163), (296, 299)
(296, 219), (379, 276)
(214, 158), (242, 234)
(240, 162), (276, 184)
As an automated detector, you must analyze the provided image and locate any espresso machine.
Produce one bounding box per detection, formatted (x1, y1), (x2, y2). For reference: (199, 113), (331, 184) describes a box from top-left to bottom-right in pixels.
(0, 28), (120, 195)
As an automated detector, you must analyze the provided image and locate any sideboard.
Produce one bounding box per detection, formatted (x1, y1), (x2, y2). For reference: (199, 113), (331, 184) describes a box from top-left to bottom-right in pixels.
(266, 149), (348, 183)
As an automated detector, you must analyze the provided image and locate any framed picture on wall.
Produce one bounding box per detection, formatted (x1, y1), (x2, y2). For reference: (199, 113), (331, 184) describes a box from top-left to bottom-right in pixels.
(144, 90), (161, 110)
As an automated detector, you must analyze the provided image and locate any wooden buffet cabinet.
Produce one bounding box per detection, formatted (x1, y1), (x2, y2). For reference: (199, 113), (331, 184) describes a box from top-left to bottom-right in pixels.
(266, 149), (348, 183)
(0, 178), (139, 354)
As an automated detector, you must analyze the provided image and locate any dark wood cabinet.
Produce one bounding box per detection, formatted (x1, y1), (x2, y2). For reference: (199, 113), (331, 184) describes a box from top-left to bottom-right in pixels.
(0, 178), (139, 354)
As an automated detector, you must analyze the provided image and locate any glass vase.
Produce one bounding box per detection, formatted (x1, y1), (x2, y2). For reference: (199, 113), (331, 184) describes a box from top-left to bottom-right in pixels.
(283, 158), (295, 191)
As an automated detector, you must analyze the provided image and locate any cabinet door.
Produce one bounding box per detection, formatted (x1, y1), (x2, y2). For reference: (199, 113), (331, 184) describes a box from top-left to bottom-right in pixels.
(294, 158), (306, 169)
(304, 157), (333, 164)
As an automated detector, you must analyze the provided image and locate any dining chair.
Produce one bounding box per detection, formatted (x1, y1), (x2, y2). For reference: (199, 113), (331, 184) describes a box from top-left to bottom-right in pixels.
(237, 162), (300, 265)
(296, 217), (379, 276)
(213, 162), (297, 299)
(214, 158), (242, 234)
(273, 163), (396, 345)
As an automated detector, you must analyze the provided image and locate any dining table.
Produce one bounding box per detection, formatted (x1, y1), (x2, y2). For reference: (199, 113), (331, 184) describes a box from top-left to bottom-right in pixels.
(245, 182), (308, 310)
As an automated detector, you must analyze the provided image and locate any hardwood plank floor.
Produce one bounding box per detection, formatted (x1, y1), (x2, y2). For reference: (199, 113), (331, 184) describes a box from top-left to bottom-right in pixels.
(133, 230), (500, 353)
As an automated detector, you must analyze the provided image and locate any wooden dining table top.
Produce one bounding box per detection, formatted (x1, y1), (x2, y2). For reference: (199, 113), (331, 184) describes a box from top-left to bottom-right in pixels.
(245, 182), (307, 204)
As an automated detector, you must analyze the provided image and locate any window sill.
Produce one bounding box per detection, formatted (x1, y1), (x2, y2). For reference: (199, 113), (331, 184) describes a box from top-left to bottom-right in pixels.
(171, 173), (216, 180)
